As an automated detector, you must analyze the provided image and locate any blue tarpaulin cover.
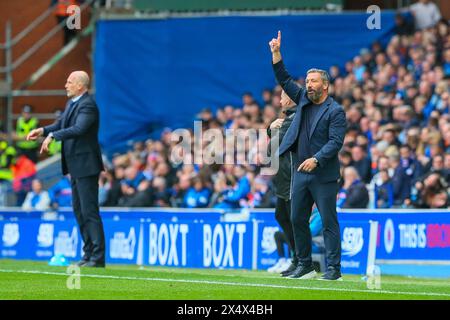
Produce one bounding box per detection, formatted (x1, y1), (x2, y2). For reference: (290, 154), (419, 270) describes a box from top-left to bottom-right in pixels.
(94, 12), (396, 154)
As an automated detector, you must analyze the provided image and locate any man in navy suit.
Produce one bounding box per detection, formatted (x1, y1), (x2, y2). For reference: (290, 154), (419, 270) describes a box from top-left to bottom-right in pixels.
(27, 71), (105, 267)
(269, 31), (347, 280)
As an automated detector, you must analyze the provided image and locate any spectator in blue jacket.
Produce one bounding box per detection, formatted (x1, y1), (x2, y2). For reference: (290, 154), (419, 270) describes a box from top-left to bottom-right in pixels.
(374, 170), (394, 208)
(399, 144), (423, 182)
(390, 155), (413, 207)
(214, 166), (250, 209)
(48, 176), (72, 209)
(184, 177), (211, 208)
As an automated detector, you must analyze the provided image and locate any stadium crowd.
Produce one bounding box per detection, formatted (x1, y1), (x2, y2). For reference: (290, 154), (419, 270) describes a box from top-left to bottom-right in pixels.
(1, 11), (449, 210)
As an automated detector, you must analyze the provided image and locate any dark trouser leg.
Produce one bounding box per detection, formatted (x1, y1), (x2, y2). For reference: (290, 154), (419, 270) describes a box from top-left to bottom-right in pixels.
(274, 197), (295, 254)
(290, 172), (314, 266)
(72, 175), (105, 264)
(310, 179), (341, 270)
(71, 177), (92, 261)
(274, 231), (287, 258)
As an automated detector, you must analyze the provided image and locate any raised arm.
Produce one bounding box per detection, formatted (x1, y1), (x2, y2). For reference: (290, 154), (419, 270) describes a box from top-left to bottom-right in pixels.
(269, 31), (303, 104)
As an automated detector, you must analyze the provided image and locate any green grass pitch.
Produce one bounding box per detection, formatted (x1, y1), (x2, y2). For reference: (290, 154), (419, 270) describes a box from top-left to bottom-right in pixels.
(0, 259), (449, 300)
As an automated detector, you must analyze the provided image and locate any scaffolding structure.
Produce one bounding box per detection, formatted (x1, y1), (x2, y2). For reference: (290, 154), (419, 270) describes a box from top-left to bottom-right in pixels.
(0, 1), (96, 135)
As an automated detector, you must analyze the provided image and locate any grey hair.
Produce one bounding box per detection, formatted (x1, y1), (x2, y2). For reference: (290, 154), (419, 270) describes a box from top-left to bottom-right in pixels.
(306, 68), (330, 85)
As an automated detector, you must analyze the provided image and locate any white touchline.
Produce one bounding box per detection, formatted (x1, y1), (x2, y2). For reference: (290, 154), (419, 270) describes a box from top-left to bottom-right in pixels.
(0, 269), (449, 298)
(146, 268), (450, 288)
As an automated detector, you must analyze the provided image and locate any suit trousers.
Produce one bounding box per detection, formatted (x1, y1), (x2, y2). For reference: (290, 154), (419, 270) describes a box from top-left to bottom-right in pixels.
(274, 197), (295, 257)
(291, 171), (341, 270)
(71, 174), (105, 264)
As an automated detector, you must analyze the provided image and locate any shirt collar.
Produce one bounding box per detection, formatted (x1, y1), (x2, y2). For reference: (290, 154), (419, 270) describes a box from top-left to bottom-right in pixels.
(71, 92), (86, 103)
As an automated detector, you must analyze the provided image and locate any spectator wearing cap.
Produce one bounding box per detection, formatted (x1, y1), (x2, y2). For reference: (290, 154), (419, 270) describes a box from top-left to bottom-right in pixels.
(13, 105), (39, 163)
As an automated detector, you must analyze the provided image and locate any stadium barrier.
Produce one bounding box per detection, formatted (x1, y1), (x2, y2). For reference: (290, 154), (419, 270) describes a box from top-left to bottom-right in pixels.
(0, 208), (449, 277)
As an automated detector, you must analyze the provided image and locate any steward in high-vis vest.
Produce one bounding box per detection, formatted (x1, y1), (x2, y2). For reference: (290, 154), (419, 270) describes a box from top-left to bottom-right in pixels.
(0, 140), (17, 182)
(15, 105), (39, 163)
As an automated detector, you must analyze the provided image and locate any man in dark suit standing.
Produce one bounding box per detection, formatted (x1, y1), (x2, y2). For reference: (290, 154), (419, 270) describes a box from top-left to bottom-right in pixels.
(27, 71), (105, 268)
(269, 31), (347, 280)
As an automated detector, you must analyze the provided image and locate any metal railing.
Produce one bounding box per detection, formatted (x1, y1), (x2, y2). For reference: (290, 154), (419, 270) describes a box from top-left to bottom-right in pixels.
(0, 0), (95, 133)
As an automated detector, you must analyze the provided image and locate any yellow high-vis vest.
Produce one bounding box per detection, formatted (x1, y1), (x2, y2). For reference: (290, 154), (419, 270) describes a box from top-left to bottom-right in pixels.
(0, 144), (17, 181)
(16, 117), (39, 149)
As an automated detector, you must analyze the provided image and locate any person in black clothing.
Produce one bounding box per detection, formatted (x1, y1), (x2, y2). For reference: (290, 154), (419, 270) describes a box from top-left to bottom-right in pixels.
(267, 90), (297, 276)
(394, 13), (415, 36)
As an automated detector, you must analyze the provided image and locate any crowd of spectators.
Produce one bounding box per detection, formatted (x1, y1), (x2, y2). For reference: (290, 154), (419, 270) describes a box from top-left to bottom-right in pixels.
(71, 13), (449, 210)
(2, 8), (449, 210)
(90, 14), (449, 210)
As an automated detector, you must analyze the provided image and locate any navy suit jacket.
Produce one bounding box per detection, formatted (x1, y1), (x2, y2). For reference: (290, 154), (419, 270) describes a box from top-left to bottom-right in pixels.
(274, 61), (347, 183)
(44, 93), (104, 179)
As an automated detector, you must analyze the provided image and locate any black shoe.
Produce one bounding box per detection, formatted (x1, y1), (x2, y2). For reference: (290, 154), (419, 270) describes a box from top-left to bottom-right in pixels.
(288, 264), (317, 279)
(82, 261), (105, 268)
(280, 261), (298, 277)
(319, 267), (343, 281)
(76, 259), (89, 267)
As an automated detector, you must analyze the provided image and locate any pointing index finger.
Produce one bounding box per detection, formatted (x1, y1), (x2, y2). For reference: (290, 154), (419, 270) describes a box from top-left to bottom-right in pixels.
(277, 30), (281, 43)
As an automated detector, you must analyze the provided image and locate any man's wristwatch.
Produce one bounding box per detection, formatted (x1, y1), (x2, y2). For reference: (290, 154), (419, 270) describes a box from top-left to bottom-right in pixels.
(48, 132), (54, 140)
(312, 157), (319, 166)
